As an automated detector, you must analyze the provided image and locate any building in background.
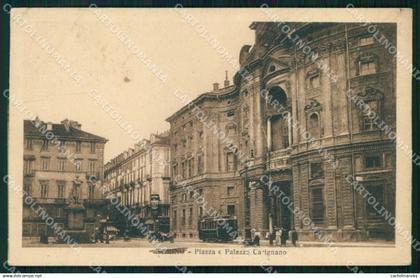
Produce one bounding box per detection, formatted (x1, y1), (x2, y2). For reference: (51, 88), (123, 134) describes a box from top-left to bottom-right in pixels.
(168, 22), (396, 241)
(23, 118), (107, 237)
(103, 132), (171, 234)
(166, 76), (244, 239)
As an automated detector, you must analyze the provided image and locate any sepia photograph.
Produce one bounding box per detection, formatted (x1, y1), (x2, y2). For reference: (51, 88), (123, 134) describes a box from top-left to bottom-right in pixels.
(4, 5), (414, 269)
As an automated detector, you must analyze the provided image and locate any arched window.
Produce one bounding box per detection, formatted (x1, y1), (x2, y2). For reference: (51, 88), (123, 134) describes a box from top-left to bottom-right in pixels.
(268, 86), (287, 108)
(309, 113), (320, 139)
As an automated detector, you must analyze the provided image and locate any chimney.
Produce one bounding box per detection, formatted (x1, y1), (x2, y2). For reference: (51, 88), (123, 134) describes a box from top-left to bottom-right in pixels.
(224, 71), (230, 87)
(213, 82), (219, 91)
(47, 122), (53, 131)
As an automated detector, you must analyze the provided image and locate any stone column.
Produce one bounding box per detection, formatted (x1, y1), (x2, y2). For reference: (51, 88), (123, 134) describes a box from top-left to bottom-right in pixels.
(267, 117), (272, 151)
(287, 112), (292, 146)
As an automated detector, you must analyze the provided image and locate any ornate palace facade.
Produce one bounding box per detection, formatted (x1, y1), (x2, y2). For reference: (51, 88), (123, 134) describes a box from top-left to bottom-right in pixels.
(168, 22), (396, 241)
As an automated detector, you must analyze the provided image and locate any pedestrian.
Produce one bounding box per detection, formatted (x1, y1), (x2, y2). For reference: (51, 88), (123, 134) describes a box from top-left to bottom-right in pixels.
(291, 229), (298, 247)
(253, 231), (260, 246)
(275, 228), (282, 246)
(280, 228), (287, 246)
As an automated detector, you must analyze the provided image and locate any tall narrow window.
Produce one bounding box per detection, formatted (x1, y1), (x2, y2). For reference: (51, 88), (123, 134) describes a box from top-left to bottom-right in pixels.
(362, 100), (378, 130)
(182, 209), (186, 225)
(76, 141), (81, 153)
(188, 207), (193, 226)
(310, 187), (325, 225)
(58, 158), (65, 171)
(59, 140), (66, 152)
(197, 155), (204, 174)
(226, 152), (236, 172)
(40, 182), (49, 199)
(24, 159), (33, 175)
(88, 161), (96, 176)
(359, 56), (377, 75)
(41, 158), (50, 170)
(57, 181), (65, 199)
(25, 139), (32, 150)
(24, 182), (32, 195)
(309, 113), (320, 139)
(90, 142), (96, 154)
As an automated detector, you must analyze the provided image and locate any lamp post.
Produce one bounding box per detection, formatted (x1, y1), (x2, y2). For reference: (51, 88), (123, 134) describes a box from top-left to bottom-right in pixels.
(150, 194), (160, 233)
(243, 160), (252, 244)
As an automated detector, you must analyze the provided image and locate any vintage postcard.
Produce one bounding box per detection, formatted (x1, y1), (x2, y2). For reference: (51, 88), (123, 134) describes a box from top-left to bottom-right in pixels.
(7, 7), (413, 266)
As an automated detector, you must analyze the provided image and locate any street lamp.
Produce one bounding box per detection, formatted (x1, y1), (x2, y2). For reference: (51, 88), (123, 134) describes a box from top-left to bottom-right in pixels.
(150, 194), (160, 233)
(243, 160), (252, 244)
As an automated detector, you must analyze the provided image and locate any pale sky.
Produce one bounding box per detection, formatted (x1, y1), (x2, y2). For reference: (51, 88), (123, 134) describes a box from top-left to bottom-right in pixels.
(11, 8), (259, 162)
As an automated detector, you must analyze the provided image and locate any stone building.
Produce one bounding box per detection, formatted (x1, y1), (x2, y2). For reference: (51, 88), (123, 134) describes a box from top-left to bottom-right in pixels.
(23, 118), (107, 237)
(168, 22), (396, 241)
(103, 132), (171, 233)
(166, 76), (245, 239)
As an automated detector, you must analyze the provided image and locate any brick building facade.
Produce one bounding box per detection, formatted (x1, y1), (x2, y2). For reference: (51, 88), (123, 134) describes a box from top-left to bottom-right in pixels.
(168, 22), (396, 241)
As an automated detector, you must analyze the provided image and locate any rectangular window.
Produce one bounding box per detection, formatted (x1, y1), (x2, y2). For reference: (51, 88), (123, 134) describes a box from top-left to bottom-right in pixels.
(365, 154), (381, 169)
(227, 186), (234, 197)
(362, 100), (378, 130)
(41, 158), (50, 170)
(188, 207), (193, 226)
(199, 206), (203, 218)
(227, 204), (236, 216)
(366, 185), (384, 217)
(310, 187), (325, 225)
(360, 36), (374, 46)
(58, 158), (65, 171)
(41, 140), (48, 151)
(173, 210), (177, 229)
(40, 182), (49, 199)
(25, 139), (32, 150)
(88, 161), (96, 176)
(182, 209), (186, 225)
(359, 59), (377, 75)
(24, 160), (33, 175)
(226, 153), (236, 172)
(24, 182), (32, 195)
(181, 162), (186, 178)
(90, 142), (96, 153)
(57, 182), (65, 199)
(310, 162), (324, 179)
(197, 156), (204, 174)
(76, 141), (82, 153)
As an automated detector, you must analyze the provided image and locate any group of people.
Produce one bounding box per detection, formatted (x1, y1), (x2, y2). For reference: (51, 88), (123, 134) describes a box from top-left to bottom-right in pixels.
(248, 227), (298, 247)
(272, 227), (298, 246)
